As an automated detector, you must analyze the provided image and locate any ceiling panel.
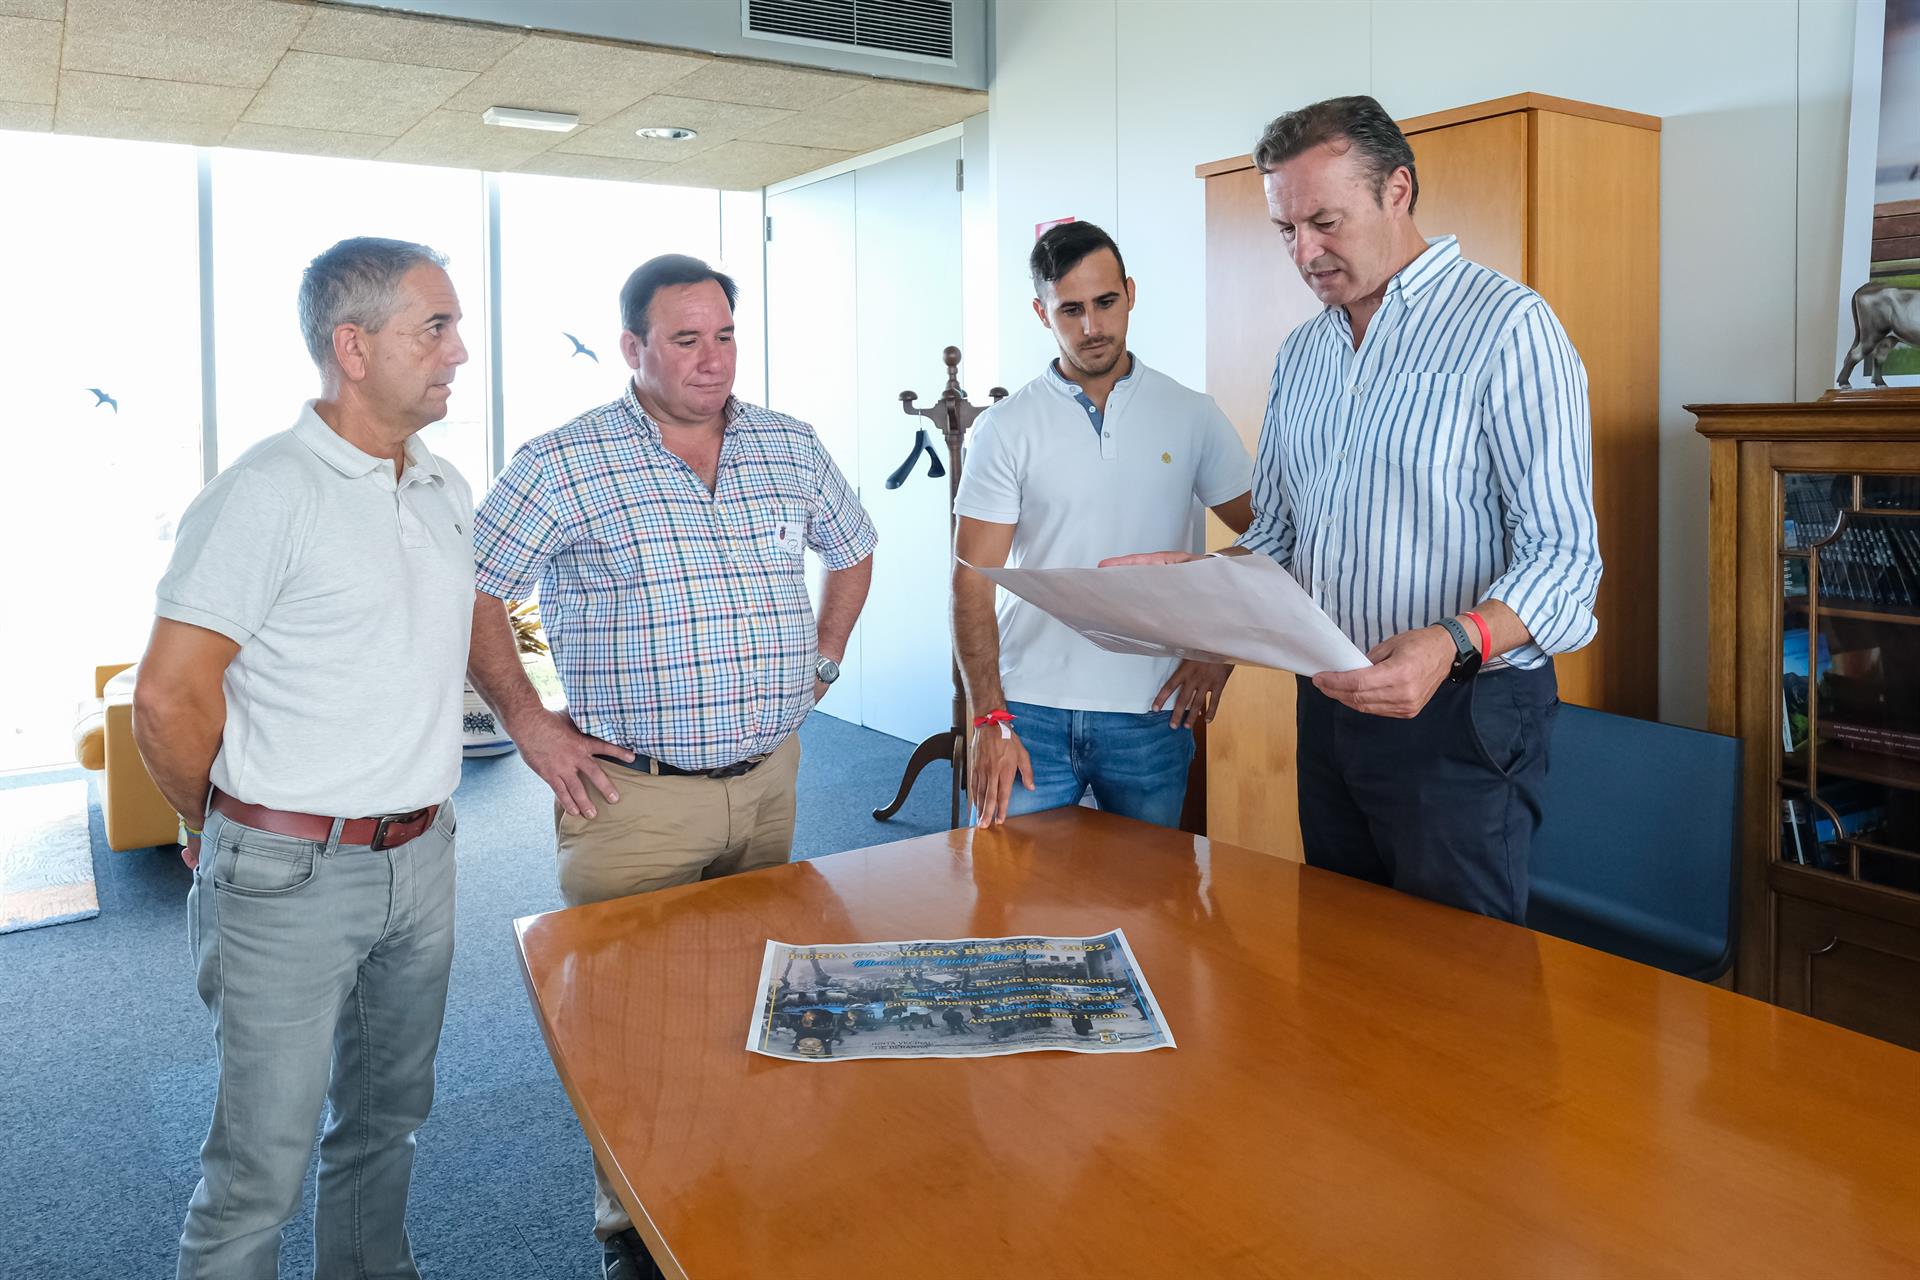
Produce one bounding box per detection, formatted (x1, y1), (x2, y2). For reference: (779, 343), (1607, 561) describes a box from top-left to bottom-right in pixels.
(243, 49), (473, 136)
(0, 100), (53, 130)
(558, 95), (795, 164)
(380, 106), (563, 169)
(667, 57), (861, 112)
(61, 0), (309, 89)
(290, 4), (522, 74)
(513, 151), (667, 184)
(55, 69), (253, 145)
(224, 119), (392, 159)
(745, 80), (982, 153)
(0, 16), (60, 105)
(20, 0), (986, 190)
(441, 34), (708, 126)
(651, 139), (854, 191)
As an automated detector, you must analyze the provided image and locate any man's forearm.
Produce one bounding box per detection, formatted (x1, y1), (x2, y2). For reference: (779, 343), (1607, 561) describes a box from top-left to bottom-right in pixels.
(468, 592), (544, 731)
(1464, 598), (1532, 656)
(816, 555), (873, 661)
(952, 568), (1007, 718)
(132, 692), (224, 826)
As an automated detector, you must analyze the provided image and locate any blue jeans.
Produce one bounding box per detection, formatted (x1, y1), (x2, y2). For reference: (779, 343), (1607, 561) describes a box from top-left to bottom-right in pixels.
(178, 801), (458, 1280)
(993, 701), (1196, 830)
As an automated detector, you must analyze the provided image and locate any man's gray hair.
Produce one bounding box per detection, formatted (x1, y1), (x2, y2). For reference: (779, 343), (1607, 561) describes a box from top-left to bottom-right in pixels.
(297, 237), (449, 369)
(1252, 95), (1419, 215)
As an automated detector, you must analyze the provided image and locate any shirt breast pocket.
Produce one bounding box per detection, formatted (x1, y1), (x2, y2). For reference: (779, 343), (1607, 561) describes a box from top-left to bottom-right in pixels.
(578, 515), (643, 588)
(760, 503), (810, 565)
(1365, 372), (1478, 473)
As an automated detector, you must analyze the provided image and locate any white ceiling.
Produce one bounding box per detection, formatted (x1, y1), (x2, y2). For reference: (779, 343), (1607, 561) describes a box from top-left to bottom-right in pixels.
(0, 0), (987, 188)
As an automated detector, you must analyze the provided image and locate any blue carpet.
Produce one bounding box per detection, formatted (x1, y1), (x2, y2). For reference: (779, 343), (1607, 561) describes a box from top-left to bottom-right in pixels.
(0, 712), (953, 1279)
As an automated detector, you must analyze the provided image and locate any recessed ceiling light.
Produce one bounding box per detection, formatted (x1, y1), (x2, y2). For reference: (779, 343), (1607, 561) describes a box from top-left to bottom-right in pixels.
(637, 126), (699, 141)
(481, 106), (580, 133)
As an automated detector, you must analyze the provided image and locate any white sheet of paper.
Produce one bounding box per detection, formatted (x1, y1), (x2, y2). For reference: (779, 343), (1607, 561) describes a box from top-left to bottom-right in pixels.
(971, 554), (1371, 676)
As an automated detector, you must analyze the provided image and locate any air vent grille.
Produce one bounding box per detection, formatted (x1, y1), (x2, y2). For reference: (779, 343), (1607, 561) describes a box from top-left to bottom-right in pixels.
(746, 0), (955, 62)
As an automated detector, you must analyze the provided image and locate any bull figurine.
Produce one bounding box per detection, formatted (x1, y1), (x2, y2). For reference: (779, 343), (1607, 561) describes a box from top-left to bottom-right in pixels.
(1837, 281), (1920, 388)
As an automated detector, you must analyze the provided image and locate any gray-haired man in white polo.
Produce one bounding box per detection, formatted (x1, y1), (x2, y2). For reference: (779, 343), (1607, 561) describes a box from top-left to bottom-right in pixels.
(135, 237), (474, 1279)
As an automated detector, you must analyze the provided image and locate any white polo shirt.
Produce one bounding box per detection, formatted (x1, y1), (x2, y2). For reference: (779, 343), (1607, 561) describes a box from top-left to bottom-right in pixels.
(155, 403), (475, 815)
(954, 356), (1252, 713)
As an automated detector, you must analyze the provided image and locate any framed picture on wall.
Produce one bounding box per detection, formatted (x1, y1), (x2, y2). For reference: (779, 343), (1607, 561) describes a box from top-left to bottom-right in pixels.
(1837, 0), (1920, 388)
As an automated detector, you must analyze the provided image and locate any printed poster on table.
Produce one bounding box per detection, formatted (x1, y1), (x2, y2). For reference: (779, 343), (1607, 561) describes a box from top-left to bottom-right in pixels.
(745, 929), (1175, 1062)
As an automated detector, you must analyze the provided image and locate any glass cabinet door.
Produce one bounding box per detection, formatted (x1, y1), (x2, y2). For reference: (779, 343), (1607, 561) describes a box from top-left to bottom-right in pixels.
(1778, 473), (1920, 894)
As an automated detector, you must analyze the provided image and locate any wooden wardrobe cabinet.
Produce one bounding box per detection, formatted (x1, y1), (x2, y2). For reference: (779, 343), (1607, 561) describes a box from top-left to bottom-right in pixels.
(1195, 93), (1661, 861)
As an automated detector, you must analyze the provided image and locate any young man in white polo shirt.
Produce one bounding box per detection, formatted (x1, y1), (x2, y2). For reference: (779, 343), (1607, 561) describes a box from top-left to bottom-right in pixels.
(134, 237), (474, 1279)
(953, 222), (1255, 827)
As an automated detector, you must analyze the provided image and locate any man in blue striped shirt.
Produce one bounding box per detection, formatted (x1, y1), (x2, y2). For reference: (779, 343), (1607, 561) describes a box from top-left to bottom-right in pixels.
(1115, 96), (1600, 923)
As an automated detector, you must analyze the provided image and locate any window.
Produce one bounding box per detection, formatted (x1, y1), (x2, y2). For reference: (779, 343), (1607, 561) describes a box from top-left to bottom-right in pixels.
(211, 150), (490, 485)
(0, 131), (203, 773)
(496, 175), (722, 454)
(0, 131), (740, 774)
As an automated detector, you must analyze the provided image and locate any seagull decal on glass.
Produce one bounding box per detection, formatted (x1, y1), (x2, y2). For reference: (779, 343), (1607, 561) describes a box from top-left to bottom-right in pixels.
(563, 332), (598, 363)
(88, 387), (118, 412)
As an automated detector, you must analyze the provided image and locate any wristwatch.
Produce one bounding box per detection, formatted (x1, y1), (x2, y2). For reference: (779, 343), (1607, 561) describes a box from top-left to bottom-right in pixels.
(814, 655), (841, 685)
(1436, 617), (1483, 684)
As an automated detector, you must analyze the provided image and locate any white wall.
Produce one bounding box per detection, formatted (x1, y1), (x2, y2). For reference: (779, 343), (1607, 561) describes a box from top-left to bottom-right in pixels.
(719, 188), (769, 407)
(987, 0), (1858, 730)
(766, 137), (971, 744)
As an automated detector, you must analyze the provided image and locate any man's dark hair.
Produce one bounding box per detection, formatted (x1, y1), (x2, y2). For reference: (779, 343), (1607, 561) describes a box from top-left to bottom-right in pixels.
(1029, 221), (1127, 297)
(619, 253), (739, 342)
(1252, 95), (1419, 215)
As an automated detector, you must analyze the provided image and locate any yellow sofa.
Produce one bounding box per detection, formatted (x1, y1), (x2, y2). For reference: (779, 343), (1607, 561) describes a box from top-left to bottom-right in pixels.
(73, 663), (179, 852)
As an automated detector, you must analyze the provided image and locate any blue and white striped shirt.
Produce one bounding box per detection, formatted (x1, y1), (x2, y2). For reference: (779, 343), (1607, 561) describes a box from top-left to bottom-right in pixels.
(1238, 236), (1600, 668)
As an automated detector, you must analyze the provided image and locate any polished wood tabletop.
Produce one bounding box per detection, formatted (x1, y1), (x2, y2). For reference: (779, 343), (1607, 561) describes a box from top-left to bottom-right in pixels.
(514, 809), (1920, 1279)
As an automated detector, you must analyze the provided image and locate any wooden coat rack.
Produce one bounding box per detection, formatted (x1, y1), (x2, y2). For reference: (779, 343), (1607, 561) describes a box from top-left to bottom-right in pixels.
(872, 345), (1006, 827)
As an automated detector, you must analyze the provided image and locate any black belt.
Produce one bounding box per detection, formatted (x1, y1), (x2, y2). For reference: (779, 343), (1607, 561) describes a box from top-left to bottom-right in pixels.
(600, 752), (769, 780)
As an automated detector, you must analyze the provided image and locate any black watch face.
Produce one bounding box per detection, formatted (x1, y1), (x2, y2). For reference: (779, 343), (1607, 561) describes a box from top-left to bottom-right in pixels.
(1449, 651), (1483, 684)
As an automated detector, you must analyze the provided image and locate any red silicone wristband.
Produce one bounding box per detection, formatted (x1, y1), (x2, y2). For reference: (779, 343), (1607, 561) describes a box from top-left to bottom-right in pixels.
(1463, 611), (1491, 662)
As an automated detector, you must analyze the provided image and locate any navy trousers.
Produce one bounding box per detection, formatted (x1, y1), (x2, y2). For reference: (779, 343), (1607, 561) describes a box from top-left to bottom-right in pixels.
(1294, 665), (1559, 923)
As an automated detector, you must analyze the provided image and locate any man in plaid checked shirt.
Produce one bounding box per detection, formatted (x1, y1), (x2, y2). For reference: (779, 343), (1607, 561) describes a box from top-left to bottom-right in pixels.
(466, 254), (874, 1280)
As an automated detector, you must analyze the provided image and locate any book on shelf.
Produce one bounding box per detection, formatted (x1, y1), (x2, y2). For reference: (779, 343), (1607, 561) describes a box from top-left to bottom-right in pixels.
(1781, 781), (1887, 853)
(1783, 476), (1842, 550)
(1781, 798), (1809, 865)
(1780, 628), (1832, 754)
(1825, 721), (1920, 762)
(1813, 800), (1886, 846)
(1814, 516), (1920, 608)
(1779, 787), (1884, 869)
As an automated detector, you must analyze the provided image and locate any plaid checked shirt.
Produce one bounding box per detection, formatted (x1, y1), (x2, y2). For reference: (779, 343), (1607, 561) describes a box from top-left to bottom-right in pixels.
(472, 384), (877, 769)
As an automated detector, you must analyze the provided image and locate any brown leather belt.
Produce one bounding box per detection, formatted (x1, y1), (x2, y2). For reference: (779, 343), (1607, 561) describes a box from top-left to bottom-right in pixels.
(210, 789), (440, 852)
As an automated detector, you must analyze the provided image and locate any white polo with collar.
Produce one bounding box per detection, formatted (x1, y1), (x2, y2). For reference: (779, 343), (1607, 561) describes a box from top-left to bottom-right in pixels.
(156, 401), (476, 815)
(954, 355), (1251, 713)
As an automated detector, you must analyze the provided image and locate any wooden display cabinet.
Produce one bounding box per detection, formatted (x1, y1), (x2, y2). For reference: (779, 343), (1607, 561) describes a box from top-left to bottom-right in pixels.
(1695, 390), (1920, 1049)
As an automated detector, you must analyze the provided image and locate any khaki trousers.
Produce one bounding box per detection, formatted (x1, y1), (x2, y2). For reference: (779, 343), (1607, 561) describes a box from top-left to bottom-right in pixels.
(552, 731), (801, 1241)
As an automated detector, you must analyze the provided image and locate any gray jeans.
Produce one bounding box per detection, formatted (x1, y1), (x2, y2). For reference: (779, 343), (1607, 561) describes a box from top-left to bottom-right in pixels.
(177, 800), (458, 1279)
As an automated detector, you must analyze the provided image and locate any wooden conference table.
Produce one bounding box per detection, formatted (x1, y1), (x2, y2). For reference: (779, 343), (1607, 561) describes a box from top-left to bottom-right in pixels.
(514, 809), (1920, 1279)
